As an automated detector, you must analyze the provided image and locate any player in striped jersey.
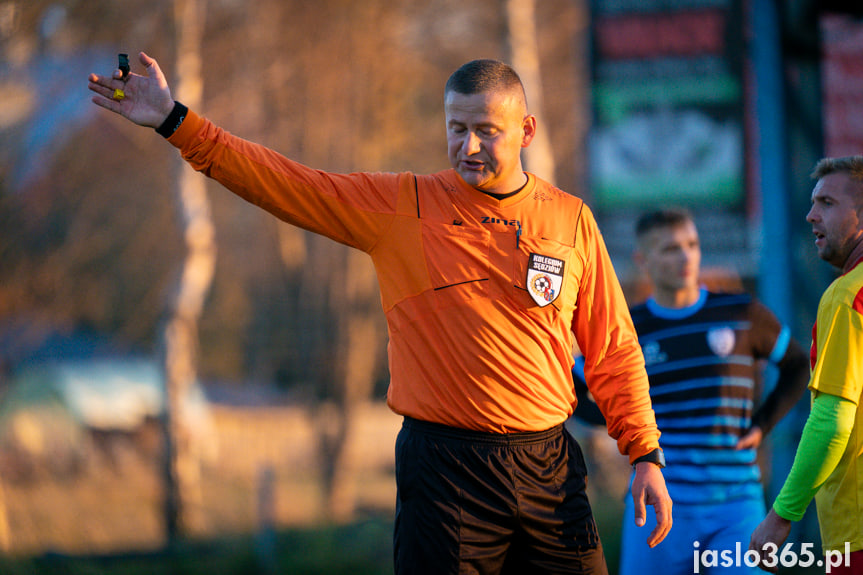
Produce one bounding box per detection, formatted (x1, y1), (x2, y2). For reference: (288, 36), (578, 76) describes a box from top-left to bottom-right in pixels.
(575, 209), (809, 574)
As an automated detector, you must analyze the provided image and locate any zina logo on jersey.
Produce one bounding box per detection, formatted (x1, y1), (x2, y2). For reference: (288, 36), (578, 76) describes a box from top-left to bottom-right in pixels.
(526, 253), (564, 307)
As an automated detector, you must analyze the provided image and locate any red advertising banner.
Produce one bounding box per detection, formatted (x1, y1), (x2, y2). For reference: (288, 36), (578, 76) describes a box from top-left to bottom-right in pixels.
(588, 0), (752, 280)
(820, 14), (863, 157)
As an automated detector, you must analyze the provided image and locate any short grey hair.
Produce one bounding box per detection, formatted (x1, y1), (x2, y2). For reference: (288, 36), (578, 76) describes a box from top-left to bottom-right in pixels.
(445, 59), (526, 105)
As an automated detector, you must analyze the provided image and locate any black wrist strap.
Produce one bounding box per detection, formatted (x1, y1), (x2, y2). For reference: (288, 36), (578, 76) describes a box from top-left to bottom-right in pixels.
(155, 101), (188, 138)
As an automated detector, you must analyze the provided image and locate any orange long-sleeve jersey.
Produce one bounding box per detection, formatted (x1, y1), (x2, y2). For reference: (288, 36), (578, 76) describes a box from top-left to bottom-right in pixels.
(168, 109), (660, 461)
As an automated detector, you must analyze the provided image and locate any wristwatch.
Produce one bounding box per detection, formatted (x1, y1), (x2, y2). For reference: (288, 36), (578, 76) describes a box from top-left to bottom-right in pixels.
(633, 448), (666, 469)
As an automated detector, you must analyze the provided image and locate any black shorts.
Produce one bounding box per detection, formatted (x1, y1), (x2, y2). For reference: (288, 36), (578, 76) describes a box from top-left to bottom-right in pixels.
(394, 417), (608, 575)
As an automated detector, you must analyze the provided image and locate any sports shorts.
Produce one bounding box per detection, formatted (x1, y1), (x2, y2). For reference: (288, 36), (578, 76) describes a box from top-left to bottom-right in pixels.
(393, 417), (608, 575)
(620, 490), (765, 575)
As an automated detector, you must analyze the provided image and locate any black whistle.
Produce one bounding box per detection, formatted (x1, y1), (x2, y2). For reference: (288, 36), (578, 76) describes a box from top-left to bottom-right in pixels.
(118, 53), (130, 79)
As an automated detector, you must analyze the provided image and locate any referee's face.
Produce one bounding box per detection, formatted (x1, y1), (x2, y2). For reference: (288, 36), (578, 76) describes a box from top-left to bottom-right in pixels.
(445, 88), (536, 196)
(641, 221), (701, 305)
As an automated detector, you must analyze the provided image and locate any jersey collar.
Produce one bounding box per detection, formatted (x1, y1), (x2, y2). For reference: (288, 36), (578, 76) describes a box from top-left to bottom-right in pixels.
(646, 287), (708, 320)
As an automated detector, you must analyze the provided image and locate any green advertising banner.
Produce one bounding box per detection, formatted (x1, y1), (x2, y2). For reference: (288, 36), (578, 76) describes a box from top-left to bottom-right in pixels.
(589, 0), (745, 209)
(588, 0), (753, 282)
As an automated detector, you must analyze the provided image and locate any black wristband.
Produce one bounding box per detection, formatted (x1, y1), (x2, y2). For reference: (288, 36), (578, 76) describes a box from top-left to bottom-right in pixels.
(633, 448), (666, 469)
(155, 101), (188, 138)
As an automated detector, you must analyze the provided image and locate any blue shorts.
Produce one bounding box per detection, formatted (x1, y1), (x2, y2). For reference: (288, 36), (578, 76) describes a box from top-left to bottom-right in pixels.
(620, 491), (765, 575)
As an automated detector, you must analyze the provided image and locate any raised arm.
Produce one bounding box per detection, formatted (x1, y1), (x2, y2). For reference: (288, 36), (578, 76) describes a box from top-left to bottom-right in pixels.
(88, 51), (175, 129)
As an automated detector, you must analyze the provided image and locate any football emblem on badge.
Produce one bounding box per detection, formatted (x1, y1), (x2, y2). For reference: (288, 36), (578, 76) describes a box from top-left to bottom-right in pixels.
(526, 253), (564, 307)
(531, 274), (555, 303)
(707, 327), (735, 357)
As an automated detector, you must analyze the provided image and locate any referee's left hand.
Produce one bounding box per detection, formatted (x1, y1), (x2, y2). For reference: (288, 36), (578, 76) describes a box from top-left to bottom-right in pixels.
(632, 462), (673, 547)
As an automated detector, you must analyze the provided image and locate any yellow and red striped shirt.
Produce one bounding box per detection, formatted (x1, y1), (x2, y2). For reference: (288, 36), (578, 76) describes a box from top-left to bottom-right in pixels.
(809, 258), (863, 552)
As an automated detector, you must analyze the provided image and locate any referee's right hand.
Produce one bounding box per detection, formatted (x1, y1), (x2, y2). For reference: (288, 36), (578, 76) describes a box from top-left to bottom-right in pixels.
(632, 462), (673, 547)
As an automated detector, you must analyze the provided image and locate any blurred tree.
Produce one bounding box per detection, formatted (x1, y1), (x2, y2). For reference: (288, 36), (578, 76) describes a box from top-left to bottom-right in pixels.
(505, 0), (556, 184)
(0, 480), (7, 551)
(286, 0), (401, 521)
(159, 0), (214, 542)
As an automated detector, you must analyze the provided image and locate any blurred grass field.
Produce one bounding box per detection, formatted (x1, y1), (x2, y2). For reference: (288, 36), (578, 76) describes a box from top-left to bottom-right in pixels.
(0, 402), (400, 572)
(0, 518), (395, 575)
(0, 406), (624, 573)
(0, 406), (830, 574)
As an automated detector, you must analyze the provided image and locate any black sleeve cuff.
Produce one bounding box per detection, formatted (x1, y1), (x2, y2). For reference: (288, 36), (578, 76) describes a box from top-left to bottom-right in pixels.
(155, 101), (189, 138)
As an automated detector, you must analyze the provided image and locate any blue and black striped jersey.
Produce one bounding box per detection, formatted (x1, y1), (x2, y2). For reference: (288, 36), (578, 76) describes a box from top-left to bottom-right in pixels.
(629, 289), (790, 504)
(573, 287), (809, 504)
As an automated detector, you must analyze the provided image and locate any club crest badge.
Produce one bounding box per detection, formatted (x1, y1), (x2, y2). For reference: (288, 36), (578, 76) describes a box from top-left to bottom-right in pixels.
(526, 253), (564, 307)
(641, 341), (667, 367)
(707, 327), (736, 357)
